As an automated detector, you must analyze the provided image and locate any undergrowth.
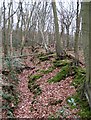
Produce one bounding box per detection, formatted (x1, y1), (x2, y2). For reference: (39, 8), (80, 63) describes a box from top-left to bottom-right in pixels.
(2, 57), (19, 118)
(66, 66), (91, 119)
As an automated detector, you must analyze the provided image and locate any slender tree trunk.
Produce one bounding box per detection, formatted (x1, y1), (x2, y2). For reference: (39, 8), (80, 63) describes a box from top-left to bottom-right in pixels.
(52, 0), (63, 57)
(7, 2), (11, 55)
(20, 2), (24, 55)
(61, 23), (65, 49)
(74, 0), (80, 65)
(66, 26), (70, 50)
(10, 0), (13, 56)
(3, 1), (8, 57)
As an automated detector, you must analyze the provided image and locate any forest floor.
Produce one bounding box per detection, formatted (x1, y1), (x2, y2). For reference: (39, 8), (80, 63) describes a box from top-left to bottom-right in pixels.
(2, 47), (90, 119)
(13, 48), (83, 119)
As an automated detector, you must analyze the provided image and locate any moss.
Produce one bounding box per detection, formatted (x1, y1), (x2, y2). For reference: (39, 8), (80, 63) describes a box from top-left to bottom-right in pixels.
(37, 53), (45, 57)
(40, 67), (54, 74)
(74, 66), (86, 74)
(53, 59), (71, 67)
(66, 66), (91, 118)
(48, 65), (71, 83)
(28, 74), (42, 96)
(28, 74), (43, 82)
(48, 114), (60, 120)
(39, 56), (49, 61)
(67, 92), (91, 118)
(32, 85), (42, 95)
(71, 66), (86, 88)
(39, 53), (56, 61)
(66, 97), (77, 109)
(28, 81), (42, 95)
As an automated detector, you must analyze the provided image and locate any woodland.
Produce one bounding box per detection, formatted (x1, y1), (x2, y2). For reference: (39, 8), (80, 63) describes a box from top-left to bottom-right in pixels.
(0, 0), (91, 119)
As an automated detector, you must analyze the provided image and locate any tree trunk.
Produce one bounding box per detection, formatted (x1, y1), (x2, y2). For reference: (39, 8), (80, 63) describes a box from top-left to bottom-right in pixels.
(52, 0), (63, 57)
(81, 1), (91, 108)
(10, 0), (13, 56)
(3, 1), (8, 57)
(74, 0), (80, 66)
(66, 26), (70, 50)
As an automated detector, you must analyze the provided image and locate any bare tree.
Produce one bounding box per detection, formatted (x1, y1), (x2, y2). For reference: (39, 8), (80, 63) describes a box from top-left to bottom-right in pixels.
(20, 2), (36, 54)
(58, 1), (76, 50)
(35, 2), (51, 52)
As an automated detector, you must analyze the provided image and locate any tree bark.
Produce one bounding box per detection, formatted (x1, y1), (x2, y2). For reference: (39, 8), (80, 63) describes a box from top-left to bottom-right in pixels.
(3, 1), (8, 57)
(10, 0), (14, 56)
(81, 1), (91, 108)
(52, 0), (63, 57)
(66, 26), (70, 50)
(74, 0), (80, 65)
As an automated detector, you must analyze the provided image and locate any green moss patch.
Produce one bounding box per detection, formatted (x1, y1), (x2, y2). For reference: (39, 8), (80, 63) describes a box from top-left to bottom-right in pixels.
(71, 67), (86, 88)
(67, 92), (91, 118)
(39, 67), (54, 74)
(28, 74), (43, 82)
(37, 52), (45, 58)
(32, 85), (42, 95)
(53, 59), (71, 67)
(39, 56), (49, 61)
(48, 65), (72, 83)
(28, 82), (42, 96)
(28, 74), (42, 96)
(39, 53), (56, 61)
(66, 66), (91, 118)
